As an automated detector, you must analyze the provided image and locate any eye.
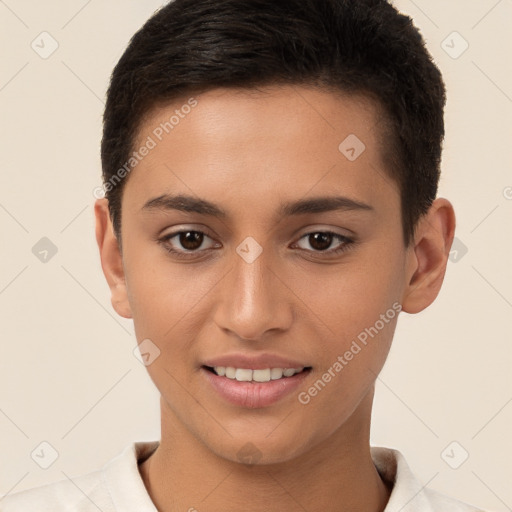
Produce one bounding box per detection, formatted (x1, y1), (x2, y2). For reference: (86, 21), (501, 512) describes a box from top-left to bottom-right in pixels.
(159, 230), (219, 258)
(158, 228), (354, 260)
(294, 231), (354, 255)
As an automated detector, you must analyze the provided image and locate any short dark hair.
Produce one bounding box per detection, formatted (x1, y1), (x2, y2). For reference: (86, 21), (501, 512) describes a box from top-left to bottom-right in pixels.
(101, 0), (446, 247)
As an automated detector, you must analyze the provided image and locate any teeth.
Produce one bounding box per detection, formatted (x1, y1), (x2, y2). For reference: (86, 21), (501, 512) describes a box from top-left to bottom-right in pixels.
(235, 368), (252, 382)
(270, 368), (283, 380)
(253, 369), (271, 382)
(213, 366), (304, 382)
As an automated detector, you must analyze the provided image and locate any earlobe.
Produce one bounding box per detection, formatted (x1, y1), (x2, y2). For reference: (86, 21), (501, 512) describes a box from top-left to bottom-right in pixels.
(94, 198), (133, 319)
(401, 198), (456, 314)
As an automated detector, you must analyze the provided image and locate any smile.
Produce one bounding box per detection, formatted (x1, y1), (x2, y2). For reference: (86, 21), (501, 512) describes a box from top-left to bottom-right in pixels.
(205, 366), (310, 382)
(202, 365), (312, 408)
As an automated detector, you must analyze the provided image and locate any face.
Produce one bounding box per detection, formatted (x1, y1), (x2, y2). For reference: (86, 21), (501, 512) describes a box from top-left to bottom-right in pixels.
(98, 85), (425, 464)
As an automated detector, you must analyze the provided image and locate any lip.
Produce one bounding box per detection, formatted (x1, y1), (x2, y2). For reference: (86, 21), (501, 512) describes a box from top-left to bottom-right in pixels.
(201, 366), (311, 409)
(202, 352), (309, 370)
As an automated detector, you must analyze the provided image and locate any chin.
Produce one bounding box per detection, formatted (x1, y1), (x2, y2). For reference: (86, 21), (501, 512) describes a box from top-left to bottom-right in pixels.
(204, 427), (315, 467)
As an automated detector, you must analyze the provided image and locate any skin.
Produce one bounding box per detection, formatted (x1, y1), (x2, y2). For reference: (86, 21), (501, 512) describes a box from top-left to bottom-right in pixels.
(95, 85), (455, 512)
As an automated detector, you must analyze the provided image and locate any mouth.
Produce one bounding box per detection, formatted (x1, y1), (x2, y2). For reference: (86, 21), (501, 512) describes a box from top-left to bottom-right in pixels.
(201, 364), (313, 408)
(202, 365), (312, 382)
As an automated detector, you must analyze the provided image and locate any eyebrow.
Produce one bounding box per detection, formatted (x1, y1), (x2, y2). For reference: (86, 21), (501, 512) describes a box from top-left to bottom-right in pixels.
(141, 193), (374, 218)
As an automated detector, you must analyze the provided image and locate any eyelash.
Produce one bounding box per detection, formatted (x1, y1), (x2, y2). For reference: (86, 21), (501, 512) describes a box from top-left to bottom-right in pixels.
(157, 230), (355, 260)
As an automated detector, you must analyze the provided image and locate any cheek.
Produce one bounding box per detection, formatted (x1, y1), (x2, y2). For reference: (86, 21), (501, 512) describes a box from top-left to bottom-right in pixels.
(296, 311), (397, 431)
(289, 253), (401, 409)
(289, 254), (402, 343)
(124, 246), (216, 340)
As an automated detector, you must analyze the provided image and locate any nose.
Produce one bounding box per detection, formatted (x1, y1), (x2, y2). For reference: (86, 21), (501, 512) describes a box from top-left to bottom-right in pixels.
(213, 243), (294, 342)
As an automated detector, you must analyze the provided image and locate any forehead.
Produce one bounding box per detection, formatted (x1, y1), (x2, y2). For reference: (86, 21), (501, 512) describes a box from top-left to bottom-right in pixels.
(124, 85), (398, 219)
(137, 85), (383, 153)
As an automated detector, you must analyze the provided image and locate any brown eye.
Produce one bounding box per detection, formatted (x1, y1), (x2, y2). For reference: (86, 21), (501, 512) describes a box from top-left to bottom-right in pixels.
(178, 231), (204, 251)
(294, 231), (354, 256)
(159, 229), (219, 259)
(308, 232), (334, 251)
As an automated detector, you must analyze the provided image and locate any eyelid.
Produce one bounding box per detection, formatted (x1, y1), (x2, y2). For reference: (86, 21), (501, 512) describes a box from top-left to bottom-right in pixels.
(159, 228), (218, 249)
(292, 223), (353, 239)
(157, 225), (356, 262)
(160, 225), (352, 243)
(158, 223), (214, 237)
(295, 224), (355, 238)
(293, 230), (353, 251)
(297, 230), (352, 242)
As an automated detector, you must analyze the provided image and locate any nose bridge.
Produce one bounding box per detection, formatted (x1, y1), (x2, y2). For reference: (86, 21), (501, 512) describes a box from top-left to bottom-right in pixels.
(215, 237), (291, 340)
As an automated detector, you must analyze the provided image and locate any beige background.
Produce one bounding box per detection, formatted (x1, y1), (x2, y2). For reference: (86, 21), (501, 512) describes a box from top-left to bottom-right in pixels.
(0, 0), (511, 510)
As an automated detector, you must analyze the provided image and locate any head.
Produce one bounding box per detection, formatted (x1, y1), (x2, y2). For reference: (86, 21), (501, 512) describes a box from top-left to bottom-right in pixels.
(95, 0), (455, 464)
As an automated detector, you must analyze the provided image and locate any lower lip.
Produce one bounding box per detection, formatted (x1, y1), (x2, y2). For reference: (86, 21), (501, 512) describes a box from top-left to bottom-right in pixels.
(201, 367), (311, 409)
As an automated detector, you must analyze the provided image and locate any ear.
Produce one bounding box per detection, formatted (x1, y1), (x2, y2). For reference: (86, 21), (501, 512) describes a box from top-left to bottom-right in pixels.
(401, 198), (456, 314)
(94, 198), (133, 319)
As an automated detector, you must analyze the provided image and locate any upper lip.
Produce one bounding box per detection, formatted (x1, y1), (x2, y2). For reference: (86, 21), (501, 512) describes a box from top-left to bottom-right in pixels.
(202, 353), (310, 370)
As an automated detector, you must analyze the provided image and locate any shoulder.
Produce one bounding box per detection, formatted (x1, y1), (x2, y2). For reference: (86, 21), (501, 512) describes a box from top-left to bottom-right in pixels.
(422, 486), (486, 511)
(0, 441), (159, 512)
(371, 446), (490, 512)
(0, 469), (109, 512)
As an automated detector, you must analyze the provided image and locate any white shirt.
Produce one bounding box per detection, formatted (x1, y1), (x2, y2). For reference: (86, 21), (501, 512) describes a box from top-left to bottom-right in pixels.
(0, 441), (487, 511)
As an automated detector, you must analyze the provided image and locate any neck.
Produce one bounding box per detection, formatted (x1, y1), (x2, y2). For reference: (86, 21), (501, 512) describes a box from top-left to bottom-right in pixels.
(139, 391), (391, 512)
